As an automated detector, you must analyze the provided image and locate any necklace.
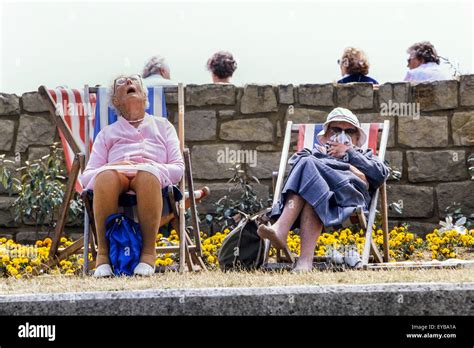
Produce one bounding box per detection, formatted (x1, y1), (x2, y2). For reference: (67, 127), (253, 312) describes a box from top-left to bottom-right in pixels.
(127, 117), (145, 124)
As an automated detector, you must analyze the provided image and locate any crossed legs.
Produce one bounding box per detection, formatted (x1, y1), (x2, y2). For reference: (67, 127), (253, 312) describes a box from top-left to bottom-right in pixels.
(93, 170), (162, 269)
(257, 193), (323, 271)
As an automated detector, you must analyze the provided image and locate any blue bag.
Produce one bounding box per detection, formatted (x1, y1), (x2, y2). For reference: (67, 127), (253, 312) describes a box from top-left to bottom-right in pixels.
(105, 213), (143, 276)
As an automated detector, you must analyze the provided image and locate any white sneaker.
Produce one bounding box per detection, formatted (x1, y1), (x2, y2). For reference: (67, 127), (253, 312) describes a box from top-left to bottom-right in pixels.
(328, 249), (344, 264)
(133, 262), (155, 276)
(344, 250), (362, 268)
(93, 264), (113, 278)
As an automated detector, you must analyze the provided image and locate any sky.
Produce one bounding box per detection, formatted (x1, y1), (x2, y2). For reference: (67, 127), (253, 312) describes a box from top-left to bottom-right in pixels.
(0, 0), (473, 94)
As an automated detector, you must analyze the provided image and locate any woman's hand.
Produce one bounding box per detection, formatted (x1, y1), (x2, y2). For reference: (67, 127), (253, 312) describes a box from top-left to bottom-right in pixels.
(327, 141), (350, 158)
(349, 165), (369, 188)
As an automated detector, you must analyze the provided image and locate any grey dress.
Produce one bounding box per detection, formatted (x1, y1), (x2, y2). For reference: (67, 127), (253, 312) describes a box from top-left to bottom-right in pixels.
(270, 146), (389, 228)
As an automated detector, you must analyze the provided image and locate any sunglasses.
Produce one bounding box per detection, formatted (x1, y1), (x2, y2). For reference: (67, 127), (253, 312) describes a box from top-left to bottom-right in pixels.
(328, 126), (358, 135)
(114, 74), (142, 91)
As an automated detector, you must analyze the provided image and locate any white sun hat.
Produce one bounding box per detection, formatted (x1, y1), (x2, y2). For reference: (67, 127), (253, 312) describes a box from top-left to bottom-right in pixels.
(317, 107), (367, 148)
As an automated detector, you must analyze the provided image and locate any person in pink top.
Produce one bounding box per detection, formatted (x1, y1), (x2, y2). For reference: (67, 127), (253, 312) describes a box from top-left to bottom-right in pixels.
(80, 74), (184, 277)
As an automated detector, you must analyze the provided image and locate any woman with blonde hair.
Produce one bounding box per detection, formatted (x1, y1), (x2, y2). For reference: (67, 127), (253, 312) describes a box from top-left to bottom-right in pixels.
(337, 47), (378, 84)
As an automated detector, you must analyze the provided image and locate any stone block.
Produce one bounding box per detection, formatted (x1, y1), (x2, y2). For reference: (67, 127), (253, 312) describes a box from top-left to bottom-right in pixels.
(220, 118), (273, 142)
(412, 80), (458, 111)
(336, 83), (374, 110)
(398, 116), (448, 148)
(298, 84), (334, 106)
(240, 84), (277, 114)
(185, 84), (236, 106)
(407, 150), (468, 182)
(386, 185), (434, 218)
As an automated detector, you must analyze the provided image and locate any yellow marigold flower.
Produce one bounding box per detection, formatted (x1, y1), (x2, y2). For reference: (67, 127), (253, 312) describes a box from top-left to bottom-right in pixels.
(207, 255), (215, 263)
(164, 257), (173, 265)
(25, 266), (33, 273)
(409, 245), (414, 252)
(449, 252), (456, 258)
(0, 237), (7, 243)
(60, 237), (68, 244)
(35, 240), (43, 247)
(8, 266), (18, 276)
(2, 255), (10, 263)
(44, 237), (52, 245)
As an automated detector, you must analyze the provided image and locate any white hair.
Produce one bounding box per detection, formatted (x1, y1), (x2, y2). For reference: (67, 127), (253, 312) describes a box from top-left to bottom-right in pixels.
(142, 55), (170, 78)
(108, 75), (149, 114)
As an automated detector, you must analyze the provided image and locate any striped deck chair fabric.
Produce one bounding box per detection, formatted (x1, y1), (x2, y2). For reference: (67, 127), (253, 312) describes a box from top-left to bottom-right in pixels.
(296, 122), (381, 231)
(48, 88), (96, 193)
(296, 123), (379, 154)
(94, 86), (167, 139)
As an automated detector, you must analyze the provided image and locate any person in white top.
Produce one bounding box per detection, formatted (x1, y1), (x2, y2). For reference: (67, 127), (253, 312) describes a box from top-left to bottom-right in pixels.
(142, 55), (177, 86)
(404, 41), (453, 82)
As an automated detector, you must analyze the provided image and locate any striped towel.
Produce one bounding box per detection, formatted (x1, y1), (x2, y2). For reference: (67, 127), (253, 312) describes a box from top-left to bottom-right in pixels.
(297, 123), (379, 154)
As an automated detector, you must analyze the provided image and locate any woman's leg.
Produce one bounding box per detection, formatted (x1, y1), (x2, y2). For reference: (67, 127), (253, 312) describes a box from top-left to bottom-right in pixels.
(257, 192), (305, 248)
(93, 170), (130, 266)
(130, 171), (163, 267)
(294, 202), (323, 271)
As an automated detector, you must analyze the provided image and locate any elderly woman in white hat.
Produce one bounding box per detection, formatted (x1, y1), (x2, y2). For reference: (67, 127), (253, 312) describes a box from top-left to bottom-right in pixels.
(258, 107), (389, 271)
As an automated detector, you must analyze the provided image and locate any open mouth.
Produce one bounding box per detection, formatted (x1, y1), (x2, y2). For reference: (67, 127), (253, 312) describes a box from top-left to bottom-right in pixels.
(126, 86), (137, 94)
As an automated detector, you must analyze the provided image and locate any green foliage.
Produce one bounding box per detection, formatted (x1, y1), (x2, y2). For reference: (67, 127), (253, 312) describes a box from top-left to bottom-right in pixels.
(204, 163), (271, 233)
(0, 143), (83, 231)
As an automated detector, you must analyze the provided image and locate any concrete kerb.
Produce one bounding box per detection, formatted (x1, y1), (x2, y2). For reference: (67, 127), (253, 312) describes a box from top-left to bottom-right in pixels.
(0, 282), (472, 316)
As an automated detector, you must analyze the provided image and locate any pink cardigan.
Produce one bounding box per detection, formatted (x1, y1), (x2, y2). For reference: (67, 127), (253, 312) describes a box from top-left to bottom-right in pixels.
(79, 113), (184, 190)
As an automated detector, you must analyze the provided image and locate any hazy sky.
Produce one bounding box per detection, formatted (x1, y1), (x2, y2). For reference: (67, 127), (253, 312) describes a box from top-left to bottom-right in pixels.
(1, 0), (473, 93)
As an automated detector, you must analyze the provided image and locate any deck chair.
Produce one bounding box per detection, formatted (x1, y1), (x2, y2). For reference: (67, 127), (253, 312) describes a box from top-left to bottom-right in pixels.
(265, 120), (390, 268)
(38, 84), (209, 274)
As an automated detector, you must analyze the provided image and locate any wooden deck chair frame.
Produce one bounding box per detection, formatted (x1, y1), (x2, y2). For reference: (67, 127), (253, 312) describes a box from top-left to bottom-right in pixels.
(37, 84), (208, 274)
(265, 120), (391, 268)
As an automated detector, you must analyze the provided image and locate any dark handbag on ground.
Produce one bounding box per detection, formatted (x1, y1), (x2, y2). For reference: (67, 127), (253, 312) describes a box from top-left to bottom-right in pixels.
(217, 210), (269, 271)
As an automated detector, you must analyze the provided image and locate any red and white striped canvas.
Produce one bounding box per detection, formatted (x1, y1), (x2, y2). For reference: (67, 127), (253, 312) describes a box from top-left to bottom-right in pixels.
(49, 88), (96, 193)
(297, 123), (379, 154)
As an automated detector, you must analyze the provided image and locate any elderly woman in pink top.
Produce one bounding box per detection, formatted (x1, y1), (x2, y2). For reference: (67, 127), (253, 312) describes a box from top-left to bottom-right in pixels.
(80, 74), (184, 277)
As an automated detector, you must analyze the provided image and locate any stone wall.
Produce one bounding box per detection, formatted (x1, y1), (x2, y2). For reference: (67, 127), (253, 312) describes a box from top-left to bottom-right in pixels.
(1, 77), (473, 239)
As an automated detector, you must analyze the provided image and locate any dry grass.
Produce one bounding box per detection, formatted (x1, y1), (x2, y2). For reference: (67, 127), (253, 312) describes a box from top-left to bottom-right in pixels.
(1, 268), (473, 295)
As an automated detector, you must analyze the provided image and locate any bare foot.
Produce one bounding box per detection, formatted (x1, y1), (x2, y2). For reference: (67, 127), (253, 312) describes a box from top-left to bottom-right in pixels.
(257, 224), (286, 249)
(292, 259), (313, 273)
